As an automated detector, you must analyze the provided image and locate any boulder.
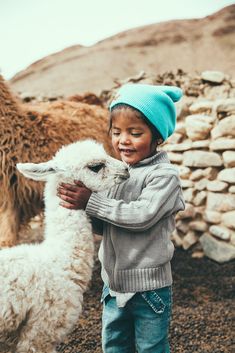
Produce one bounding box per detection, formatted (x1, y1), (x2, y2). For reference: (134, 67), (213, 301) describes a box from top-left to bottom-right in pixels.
(183, 151), (223, 167)
(189, 167), (217, 181)
(193, 191), (207, 206)
(190, 169), (205, 181)
(185, 114), (213, 140)
(191, 251), (204, 259)
(231, 232), (235, 246)
(229, 186), (235, 193)
(182, 231), (198, 250)
(200, 233), (235, 263)
(209, 225), (231, 240)
(216, 98), (235, 114)
(189, 220), (208, 232)
(167, 152), (183, 164)
(176, 96), (194, 120)
(201, 70), (225, 84)
(206, 180), (228, 192)
(203, 167), (218, 180)
(191, 140), (210, 149)
(176, 220), (190, 234)
(204, 85), (231, 100)
(178, 202), (196, 219)
(203, 210), (221, 224)
(218, 168), (235, 184)
(175, 122), (186, 134)
(181, 179), (194, 188)
(210, 138), (235, 151)
(194, 206), (206, 216)
(207, 192), (235, 212)
(211, 115), (235, 139)
(223, 151), (235, 167)
(221, 211), (235, 229)
(194, 178), (208, 191)
(177, 166), (191, 179)
(167, 132), (183, 144)
(163, 140), (192, 152)
(189, 100), (214, 114)
(183, 188), (196, 203)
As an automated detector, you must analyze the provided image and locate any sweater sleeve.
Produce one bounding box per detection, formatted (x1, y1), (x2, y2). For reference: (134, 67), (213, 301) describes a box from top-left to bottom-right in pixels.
(86, 173), (185, 231)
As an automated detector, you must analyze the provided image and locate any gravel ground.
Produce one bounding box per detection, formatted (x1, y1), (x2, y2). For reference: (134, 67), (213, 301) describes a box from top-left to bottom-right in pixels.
(57, 247), (234, 353)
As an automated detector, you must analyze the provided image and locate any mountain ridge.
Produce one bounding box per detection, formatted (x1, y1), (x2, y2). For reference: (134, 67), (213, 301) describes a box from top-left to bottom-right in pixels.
(10, 5), (235, 96)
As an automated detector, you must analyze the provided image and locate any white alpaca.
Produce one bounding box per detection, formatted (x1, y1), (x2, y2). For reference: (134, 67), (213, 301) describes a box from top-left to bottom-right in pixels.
(0, 139), (129, 353)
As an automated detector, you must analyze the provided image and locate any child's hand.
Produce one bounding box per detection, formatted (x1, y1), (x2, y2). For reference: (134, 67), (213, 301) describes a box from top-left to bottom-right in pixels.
(57, 181), (92, 210)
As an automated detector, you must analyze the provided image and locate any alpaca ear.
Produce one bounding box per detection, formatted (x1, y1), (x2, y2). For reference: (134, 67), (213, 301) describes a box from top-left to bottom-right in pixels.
(17, 161), (57, 181)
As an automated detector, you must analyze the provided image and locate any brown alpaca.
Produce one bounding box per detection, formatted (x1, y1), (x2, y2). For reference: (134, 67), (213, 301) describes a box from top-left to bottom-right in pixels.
(0, 75), (111, 247)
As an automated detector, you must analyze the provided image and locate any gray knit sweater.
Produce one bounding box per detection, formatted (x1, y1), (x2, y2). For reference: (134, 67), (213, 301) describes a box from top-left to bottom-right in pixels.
(86, 151), (185, 293)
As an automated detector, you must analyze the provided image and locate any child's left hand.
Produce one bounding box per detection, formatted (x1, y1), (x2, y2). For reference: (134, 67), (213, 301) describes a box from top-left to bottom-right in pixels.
(57, 181), (92, 210)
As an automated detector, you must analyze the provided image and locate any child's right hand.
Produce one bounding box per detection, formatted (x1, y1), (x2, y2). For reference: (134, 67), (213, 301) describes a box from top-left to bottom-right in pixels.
(57, 181), (92, 210)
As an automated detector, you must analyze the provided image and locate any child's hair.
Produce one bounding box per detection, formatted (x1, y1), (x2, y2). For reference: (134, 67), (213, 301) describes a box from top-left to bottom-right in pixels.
(109, 104), (163, 146)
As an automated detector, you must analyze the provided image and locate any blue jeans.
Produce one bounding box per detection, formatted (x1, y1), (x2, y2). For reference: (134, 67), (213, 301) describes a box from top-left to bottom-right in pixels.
(101, 286), (172, 353)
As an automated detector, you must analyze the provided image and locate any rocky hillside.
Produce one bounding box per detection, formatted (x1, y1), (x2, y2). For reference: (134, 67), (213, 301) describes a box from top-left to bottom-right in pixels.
(10, 5), (235, 97)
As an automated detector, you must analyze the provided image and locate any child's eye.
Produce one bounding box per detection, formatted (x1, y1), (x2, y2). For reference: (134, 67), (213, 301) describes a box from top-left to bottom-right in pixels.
(131, 133), (142, 137)
(112, 132), (120, 136)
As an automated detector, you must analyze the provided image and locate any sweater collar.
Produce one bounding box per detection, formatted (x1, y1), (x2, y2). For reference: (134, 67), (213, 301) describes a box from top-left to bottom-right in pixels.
(128, 150), (170, 168)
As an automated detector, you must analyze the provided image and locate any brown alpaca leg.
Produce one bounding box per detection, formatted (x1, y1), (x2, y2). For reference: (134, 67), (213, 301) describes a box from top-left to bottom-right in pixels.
(0, 206), (20, 248)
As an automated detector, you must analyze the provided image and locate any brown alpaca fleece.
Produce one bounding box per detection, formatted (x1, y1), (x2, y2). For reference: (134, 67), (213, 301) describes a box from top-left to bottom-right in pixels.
(0, 75), (111, 247)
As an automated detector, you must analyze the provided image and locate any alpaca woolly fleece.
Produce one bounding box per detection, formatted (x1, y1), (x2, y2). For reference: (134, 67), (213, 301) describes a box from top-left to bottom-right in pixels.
(0, 139), (128, 353)
(0, 74), (111, 249)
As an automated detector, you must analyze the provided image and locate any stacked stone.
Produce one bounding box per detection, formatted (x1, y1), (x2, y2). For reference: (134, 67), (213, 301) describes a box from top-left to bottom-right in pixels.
(161, 71), (235, 263)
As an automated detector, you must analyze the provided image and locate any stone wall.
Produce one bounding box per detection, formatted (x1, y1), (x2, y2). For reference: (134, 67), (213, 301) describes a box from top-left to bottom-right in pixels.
(159, 71), (235, 263)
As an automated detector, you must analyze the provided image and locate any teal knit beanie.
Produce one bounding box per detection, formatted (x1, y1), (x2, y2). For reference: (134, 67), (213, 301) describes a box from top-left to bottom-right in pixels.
(109, 84), (183, 141)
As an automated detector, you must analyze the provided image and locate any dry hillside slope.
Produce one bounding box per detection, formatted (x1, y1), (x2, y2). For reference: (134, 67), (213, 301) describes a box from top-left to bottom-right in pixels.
(10, 5), (235, 97)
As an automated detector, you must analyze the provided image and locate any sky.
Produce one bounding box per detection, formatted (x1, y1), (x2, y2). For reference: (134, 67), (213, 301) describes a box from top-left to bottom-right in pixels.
(0, 0), (234, 79)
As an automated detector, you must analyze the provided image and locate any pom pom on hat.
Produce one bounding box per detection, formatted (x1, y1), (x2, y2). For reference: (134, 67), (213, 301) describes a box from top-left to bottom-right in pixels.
(110, 84), (183, 141)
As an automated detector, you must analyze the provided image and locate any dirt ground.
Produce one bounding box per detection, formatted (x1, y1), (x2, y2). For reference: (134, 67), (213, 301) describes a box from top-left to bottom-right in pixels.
(56, 246), (234, 353)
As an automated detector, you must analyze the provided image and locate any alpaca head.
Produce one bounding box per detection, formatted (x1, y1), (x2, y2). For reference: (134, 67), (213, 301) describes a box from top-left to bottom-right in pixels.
(17, 139), (129, 192)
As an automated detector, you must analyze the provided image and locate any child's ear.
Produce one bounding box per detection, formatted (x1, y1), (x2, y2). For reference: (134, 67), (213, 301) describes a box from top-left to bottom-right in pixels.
(17, 161), (56, 181)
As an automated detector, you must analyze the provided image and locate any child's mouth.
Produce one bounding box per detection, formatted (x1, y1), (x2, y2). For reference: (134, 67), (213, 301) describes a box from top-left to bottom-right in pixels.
(119, 149), (136, 155)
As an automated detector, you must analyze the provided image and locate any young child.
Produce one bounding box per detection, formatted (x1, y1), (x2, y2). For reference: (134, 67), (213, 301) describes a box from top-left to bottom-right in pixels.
(57, 84), (185, 353)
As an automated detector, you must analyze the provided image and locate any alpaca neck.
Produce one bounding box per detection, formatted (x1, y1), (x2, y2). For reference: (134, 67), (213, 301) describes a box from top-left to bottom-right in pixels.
(44, 207), (90, 241)
(43, 178), (92, 247)
(42, 180), (94, 291)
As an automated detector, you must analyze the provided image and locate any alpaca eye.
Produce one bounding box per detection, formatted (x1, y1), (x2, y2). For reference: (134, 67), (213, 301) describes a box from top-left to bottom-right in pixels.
(87, 163), (105, 173)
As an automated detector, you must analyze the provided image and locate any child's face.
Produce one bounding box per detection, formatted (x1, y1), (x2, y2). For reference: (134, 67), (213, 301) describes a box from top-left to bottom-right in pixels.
(111, 109), (157, 165)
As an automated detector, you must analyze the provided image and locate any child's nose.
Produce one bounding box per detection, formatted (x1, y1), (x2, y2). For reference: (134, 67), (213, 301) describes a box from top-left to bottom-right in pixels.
(119, 133), (130, 144)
